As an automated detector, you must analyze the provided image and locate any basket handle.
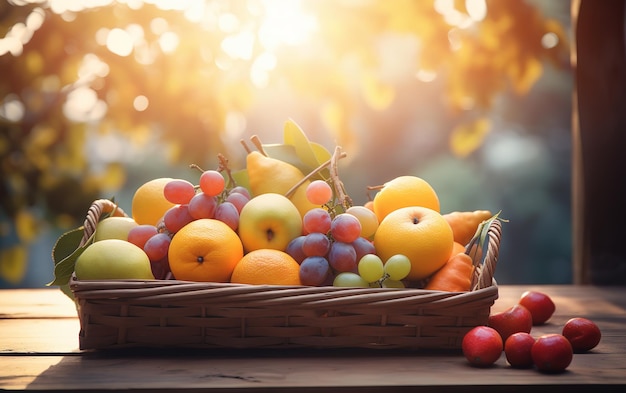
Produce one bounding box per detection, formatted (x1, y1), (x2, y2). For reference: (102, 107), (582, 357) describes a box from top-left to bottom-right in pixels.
(470, 218), (502, 291)
(79, 199), (129, 247)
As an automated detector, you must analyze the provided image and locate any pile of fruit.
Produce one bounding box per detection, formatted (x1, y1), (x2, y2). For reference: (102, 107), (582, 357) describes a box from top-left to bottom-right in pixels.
(51, 120), (498, 291)
(463, 290), (602, 373)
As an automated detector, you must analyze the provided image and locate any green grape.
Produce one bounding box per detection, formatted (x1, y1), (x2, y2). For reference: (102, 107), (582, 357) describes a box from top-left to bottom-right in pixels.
(381, 279), (405, 288)
(357, 254), (384, 283)
(384, 254), (412, 281)
(333, 272), (370, 288)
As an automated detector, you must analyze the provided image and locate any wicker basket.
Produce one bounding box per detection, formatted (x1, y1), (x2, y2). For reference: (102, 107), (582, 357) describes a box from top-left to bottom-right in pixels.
(69, 199), (502, 351)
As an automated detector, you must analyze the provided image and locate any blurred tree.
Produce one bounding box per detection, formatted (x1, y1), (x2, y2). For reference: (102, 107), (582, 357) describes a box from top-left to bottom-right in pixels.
(0, 0), (568, 285)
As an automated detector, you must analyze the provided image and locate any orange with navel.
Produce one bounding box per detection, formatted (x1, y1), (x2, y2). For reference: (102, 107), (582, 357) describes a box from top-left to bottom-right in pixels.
(374, 206), (453, 281)
(168, 219), (243, 282)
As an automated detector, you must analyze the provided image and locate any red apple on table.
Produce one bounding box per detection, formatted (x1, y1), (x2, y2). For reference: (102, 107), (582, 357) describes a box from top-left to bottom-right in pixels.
(519, 291), (556, 325)
(462, 326), (503, 367)
(488, 304), (533, 342)
(562, 317), (602, 353)
(504, 332), (536, 368)
(531, 334), (573, 373)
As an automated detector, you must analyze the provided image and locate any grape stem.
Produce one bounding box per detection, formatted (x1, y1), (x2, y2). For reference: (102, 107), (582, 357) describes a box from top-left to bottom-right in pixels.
(216, 153), (238, 190)
(284, 147), (348, 200)
(328, 146), (352, 210)
(189, 154), (238, 190)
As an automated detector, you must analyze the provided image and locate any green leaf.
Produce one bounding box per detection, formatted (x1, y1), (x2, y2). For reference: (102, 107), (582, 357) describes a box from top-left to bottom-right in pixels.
(309, 142), (332, 180)
(262, 143), (311, 174)
(310, 142), (332, 165)
(51, 227), (84, 266)
(283, 119), (322, 170)
(48, 227), (92, 287)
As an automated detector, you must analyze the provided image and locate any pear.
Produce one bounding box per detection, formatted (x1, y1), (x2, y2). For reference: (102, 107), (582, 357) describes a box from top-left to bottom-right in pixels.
(246, 151), (317, 217)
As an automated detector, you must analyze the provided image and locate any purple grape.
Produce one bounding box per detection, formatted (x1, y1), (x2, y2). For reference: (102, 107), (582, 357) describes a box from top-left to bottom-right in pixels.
(299, 256), (331, 286)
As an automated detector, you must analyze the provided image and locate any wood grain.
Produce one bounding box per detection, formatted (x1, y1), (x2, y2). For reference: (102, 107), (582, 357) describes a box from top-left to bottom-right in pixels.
(1, 286), (624, 392)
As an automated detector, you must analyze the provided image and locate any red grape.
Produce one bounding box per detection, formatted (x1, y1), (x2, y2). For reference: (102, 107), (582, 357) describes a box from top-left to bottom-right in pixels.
(144, 232), (171, 262)
(214, 201), (239, 231)
(163, 204), (194, 233)
(127, 225), (158, 249)
(199, 170), (225, 197)
(229, 186), (251, 199)
(330, 213), (361, 243)
(303, 208), (332, 234)
(164, 179), (196, 204)
(286, 235), (307, 263)
(352, 236), (376, 261)
(225, 191), (249, 213)
(302, 232), (331, 257)
(306, 180), (333, 205)
(188, 193), (217, 219)
(328, 241), (357, 272)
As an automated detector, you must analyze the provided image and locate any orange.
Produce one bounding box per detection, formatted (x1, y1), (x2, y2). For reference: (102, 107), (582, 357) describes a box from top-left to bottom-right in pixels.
(230, 249), (302, 286)
(131, 177), (176, 226)
(168, 219), (243, 282)
(374, 206), (453, 281)
(372, 175), (440, 223)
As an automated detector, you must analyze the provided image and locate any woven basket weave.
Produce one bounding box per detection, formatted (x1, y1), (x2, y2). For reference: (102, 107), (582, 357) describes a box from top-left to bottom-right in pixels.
(70, 199), (502, 351)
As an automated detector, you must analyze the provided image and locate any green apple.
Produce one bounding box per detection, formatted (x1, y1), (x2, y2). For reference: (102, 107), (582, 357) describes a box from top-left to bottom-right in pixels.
(238, 193), (303, 252)
(94, 216), (138, 242)
(75, 239), (154, 280)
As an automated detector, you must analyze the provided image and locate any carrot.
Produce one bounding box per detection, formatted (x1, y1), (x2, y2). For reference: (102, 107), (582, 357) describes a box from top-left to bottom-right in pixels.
(443, 210), (493, 246)
(424, 252), (474, 292)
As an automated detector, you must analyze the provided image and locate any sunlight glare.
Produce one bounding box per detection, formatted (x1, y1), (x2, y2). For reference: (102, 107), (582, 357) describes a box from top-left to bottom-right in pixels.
(221, 31), (255, 60)
(159, 31), (179, 53)
(466, 0), (487, 22)
(133, 95), (149, 111)
(541, 32), (559, 49)
(257, 0), (318, 51)
(218, 13), (240, 33)
(63, 86), (107, 122)
(0, 95), (25, 122)
(78, 53), (110, 83)
(106, 28), (133, 57)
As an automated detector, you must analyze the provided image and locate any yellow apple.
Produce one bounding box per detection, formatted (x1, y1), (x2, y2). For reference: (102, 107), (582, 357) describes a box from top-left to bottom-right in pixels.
(94, 216), (139, 242)
(238, 193), (303, 252)
(75, 239), (154, 280)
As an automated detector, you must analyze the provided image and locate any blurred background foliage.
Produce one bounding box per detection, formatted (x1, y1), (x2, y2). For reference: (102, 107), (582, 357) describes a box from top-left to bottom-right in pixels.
(0, 0), (572, 287)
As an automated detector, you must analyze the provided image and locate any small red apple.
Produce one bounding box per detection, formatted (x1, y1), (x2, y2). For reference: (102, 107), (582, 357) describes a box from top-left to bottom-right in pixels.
(531, 334), (573, 373)
(519, 291), (556, 325)
(462, 326), (503, 367)
(562, 317), (602, 353)
(488, 304), (533, 342)
(504, 332), (536, 368)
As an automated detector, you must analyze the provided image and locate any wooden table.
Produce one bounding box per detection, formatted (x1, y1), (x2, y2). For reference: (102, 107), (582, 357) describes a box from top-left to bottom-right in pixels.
(1, 285), (625, 392)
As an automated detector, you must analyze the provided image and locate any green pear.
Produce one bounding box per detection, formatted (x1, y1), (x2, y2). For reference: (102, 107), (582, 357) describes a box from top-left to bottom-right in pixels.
(75, 239), (154, 280)
(94, 216), (138, 242)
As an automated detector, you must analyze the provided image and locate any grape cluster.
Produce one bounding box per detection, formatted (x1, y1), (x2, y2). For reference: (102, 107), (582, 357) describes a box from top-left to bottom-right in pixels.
(286, 179), (381, 286)
(127, 170), (250, 279)
(334, 254), (412, 288)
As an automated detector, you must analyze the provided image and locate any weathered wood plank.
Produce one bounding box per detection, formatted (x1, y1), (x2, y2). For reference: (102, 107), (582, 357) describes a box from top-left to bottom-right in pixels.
(0, 286), (624, 391)
(0, 288), (77, 319)
(2, 346), (625, 392)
